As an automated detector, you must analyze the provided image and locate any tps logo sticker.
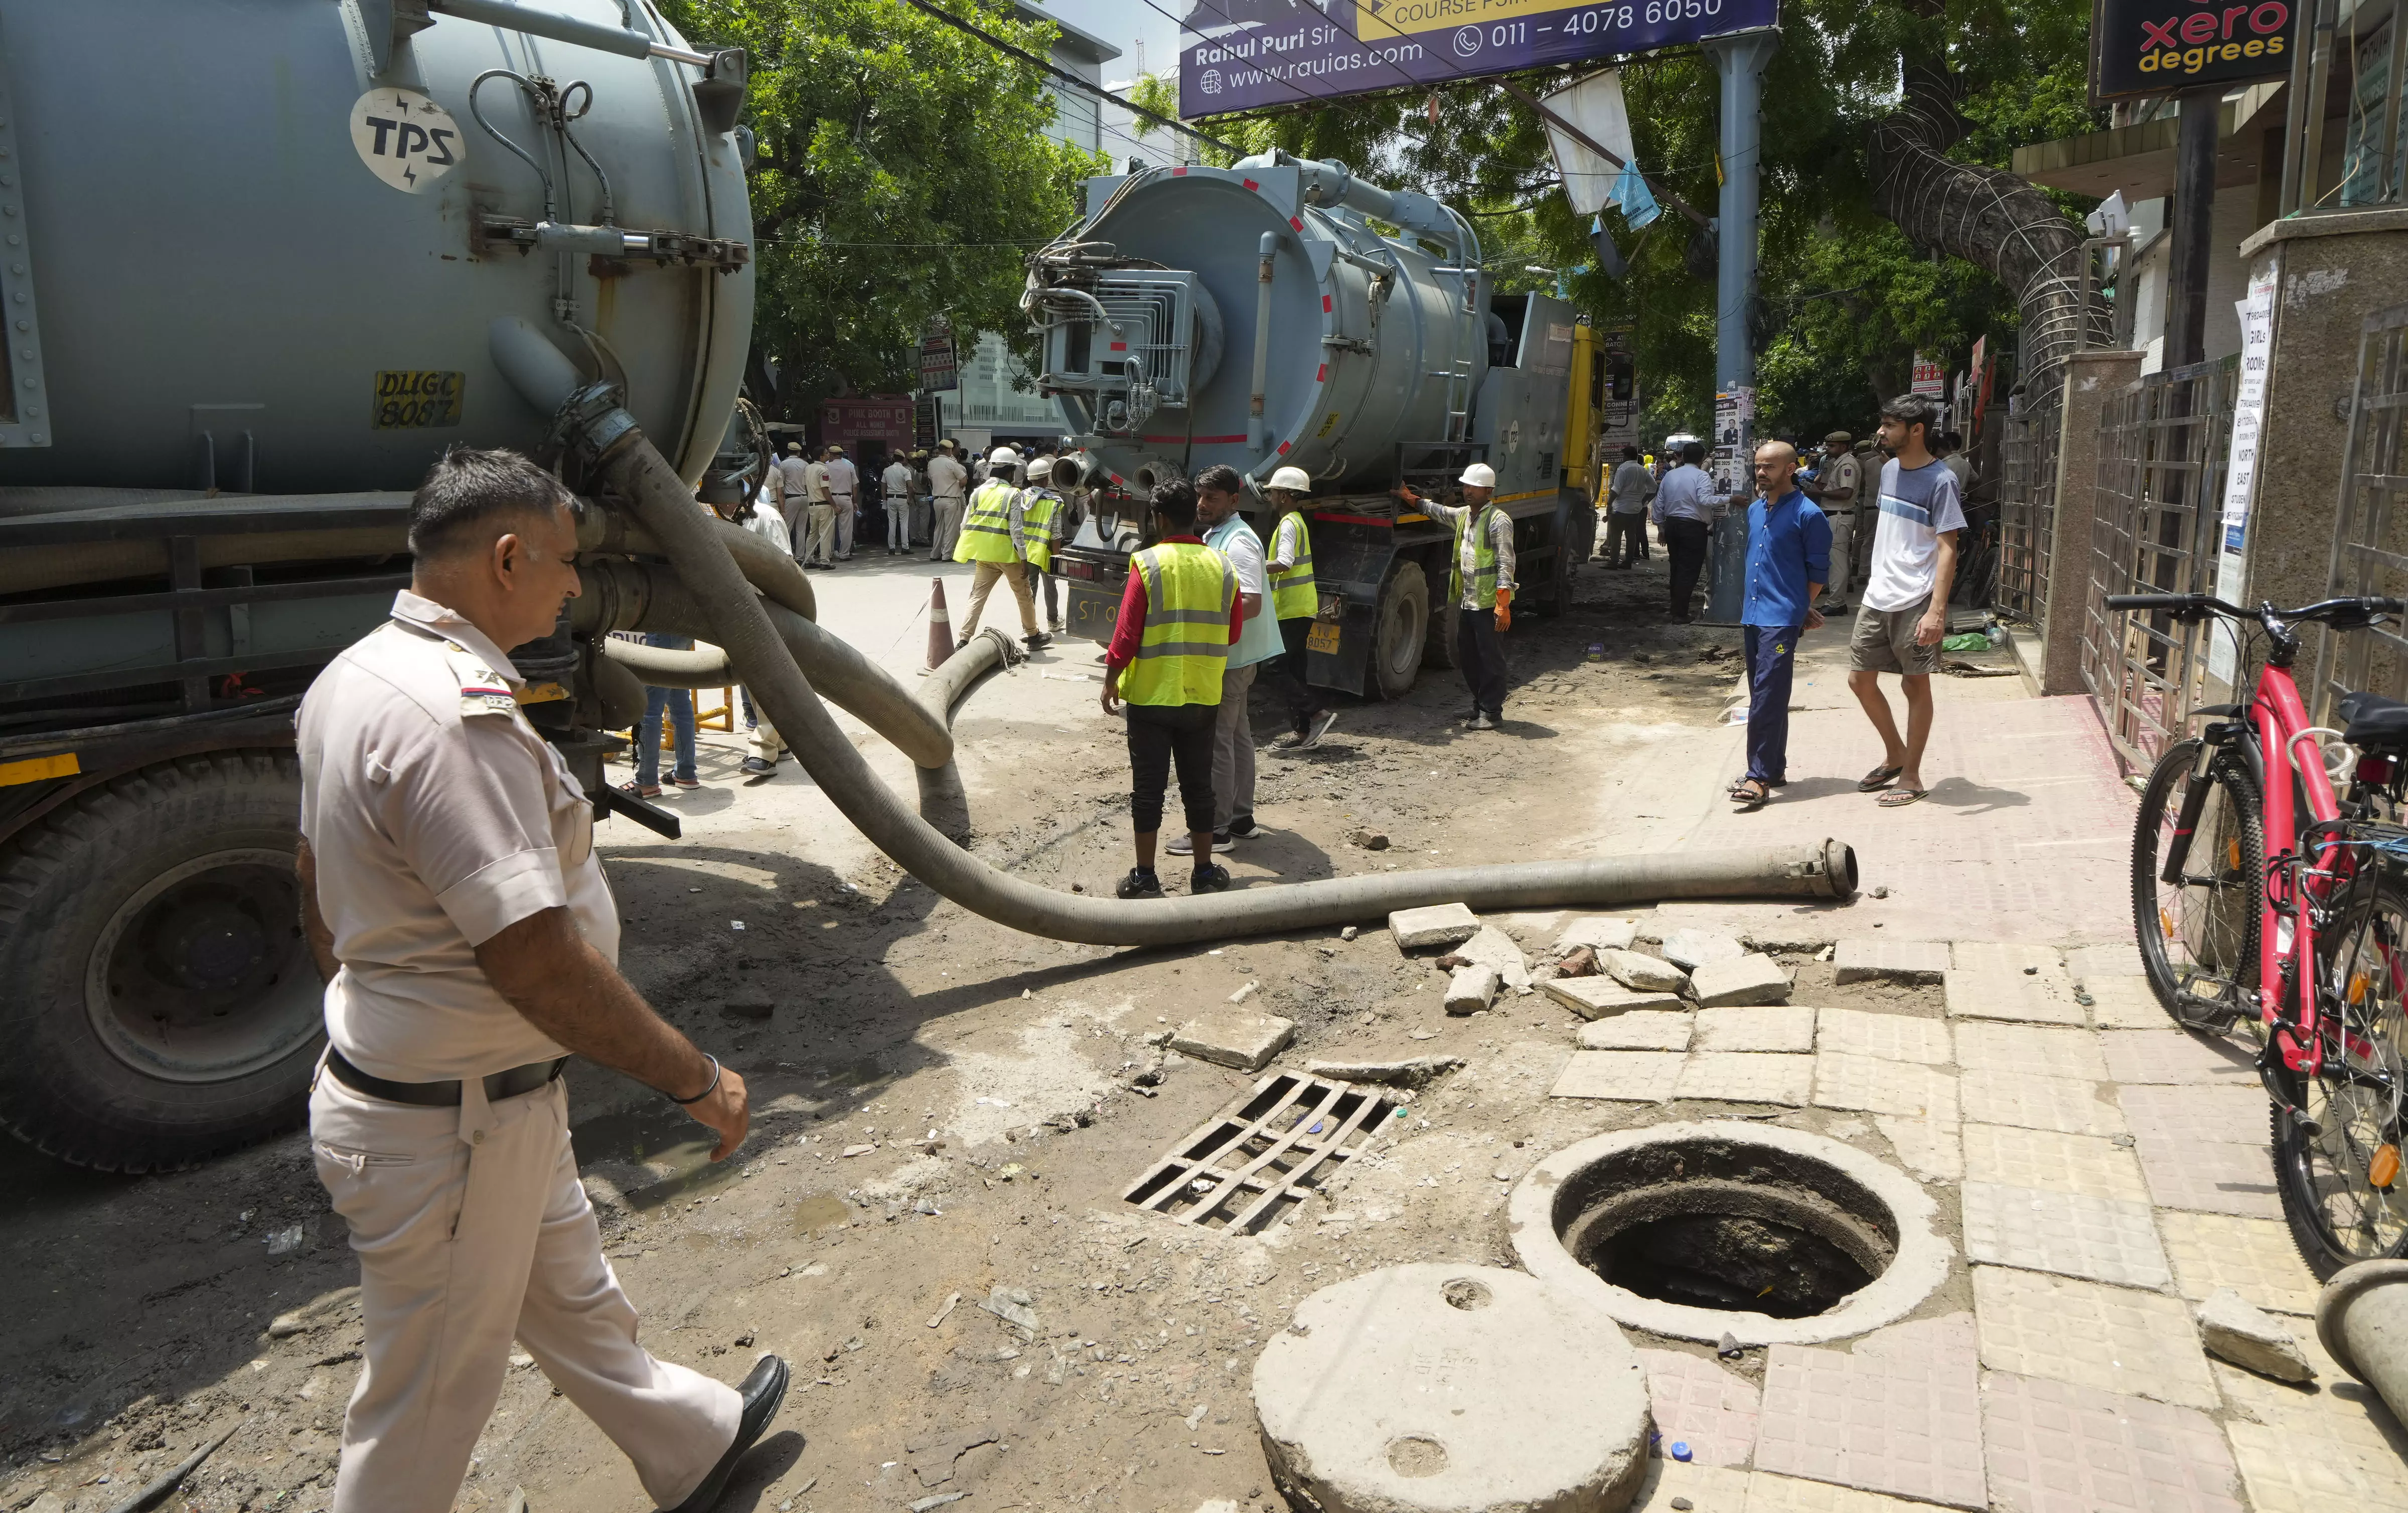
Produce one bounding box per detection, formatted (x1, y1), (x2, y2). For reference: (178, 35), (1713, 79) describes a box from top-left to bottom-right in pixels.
(350, 88), (462, 194)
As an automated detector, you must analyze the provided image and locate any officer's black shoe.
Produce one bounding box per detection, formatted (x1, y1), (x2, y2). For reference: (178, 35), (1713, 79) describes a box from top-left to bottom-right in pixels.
(1116, 867), (1164, 899)
(664, 1354), (789, 1512)
(1192, 863), (1232, 894)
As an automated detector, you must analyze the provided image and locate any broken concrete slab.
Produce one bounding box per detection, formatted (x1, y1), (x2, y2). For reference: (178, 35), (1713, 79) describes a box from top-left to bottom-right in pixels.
(1306, 1055), (1465, 1089)
(1542, 976), (1687, 1019)
(1578, 1011), (1695, 1051)
(1873, 1116), (1963, 1182)
(1389, 902), (1480, 950)
(978, 1286), (1039, 1332)
(1742, 925), (1841, 953)
(1691, 953), (1792, 1007)
(1550, 1050), (1683, 1102)
(1662, 928), (1747, 972)
(1833, 938), (1950, 983)
(1451, 923), (1531, 993)
(1602, 948), (1689, 993)
(2196, 1287), (2315, 1383)
(1694, 1005), (1816, 1053)
(1169, 1011), (1297, 1073)
(1443, 964), (1500, 1015)
(1253, 1265), (1650, 1513)
(1557, 916), (1640, 956)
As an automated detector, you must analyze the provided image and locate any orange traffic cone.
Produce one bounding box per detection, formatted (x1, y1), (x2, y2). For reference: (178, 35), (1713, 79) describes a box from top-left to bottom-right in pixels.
(927, 578), (953, 669)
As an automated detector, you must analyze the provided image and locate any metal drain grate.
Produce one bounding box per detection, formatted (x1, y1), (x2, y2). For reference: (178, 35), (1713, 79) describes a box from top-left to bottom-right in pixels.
(1123, 1072), (1405, 1232)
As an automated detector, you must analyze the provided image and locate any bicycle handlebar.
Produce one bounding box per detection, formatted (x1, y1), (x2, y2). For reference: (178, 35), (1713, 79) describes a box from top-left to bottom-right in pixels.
(2104, 593), (2405, 623)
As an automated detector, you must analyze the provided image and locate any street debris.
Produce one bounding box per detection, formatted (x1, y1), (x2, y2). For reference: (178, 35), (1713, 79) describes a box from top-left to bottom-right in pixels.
(1169, 1011), (1297, 1072)
(926, 1291), (961, 1328)
(1556, 945), (1600, 978)
(2196, 1287), (2315, 1382)
(1350, 830), (1391, 850)
(1388, 901), (1479, 949)
(979, 1286), (1039, 1332)
(1661, 928), (1746, 971)
(1600, 948), (1688, 993)
(1557, 916), (1639, 955)
(1444, 963), (1501, 1015)
(1304, 1055), (1463, 1088)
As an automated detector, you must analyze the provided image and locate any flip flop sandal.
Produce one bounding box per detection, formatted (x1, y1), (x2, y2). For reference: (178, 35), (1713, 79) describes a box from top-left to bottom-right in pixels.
(1731, 781), (1770, 812)
(1857, 765), (1904, 792)
(1877, 787), (1929, 808)
(619, 780), (663, 800)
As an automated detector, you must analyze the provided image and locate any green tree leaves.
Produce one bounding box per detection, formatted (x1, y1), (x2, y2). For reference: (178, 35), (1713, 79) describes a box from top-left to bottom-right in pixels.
(661, 0), (1106, 416)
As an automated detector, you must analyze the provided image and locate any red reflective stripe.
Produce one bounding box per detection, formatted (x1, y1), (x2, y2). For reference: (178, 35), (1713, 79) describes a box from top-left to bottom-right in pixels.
(1316, 363), (1327, 381)
(1321, 295), (1333, 313)
(1110, 342), (1127, 351)
(1290, 215), (1303, 231)
(1277, 441), (1291, 453)
(1313, 512), (1391, 526)
(1242, 177), (1260, 191)
(1173, 166), (1188, 176)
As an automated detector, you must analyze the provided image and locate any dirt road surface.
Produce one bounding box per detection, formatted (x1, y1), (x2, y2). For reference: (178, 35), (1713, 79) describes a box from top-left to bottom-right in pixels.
(0, 547), (2050, 1513)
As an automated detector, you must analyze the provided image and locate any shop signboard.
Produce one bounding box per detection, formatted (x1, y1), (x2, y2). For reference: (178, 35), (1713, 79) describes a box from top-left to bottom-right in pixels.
(2090, 0), (2297, 101)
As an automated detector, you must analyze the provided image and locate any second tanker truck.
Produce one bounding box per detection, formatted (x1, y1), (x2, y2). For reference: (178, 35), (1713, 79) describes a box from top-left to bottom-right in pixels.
(1028, 149), (1605, 696)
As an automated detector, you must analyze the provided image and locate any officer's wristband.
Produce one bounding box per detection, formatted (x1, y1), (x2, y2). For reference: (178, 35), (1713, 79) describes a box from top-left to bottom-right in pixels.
(671, 1053), (722, 1107)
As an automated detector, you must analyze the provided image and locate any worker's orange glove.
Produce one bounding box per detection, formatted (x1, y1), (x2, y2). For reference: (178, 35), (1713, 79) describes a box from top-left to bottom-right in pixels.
(1494, 589), (1512, 633)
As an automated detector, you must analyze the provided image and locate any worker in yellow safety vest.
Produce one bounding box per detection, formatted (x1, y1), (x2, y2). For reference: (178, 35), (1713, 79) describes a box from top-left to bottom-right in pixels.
(1099, 479), (1244, 900)
(1260, 465), (1338, 752)
(1019, 453), (1068, 635)
(1411, 461), (1516, 730)
(951, 447), (1046, 648)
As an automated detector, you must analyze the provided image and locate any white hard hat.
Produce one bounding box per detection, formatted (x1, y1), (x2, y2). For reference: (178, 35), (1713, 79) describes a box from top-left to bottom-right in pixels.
(1267, 466), (1313, 494)
(1459, 462), (1497, 488)
(988, 446), (1020, 467)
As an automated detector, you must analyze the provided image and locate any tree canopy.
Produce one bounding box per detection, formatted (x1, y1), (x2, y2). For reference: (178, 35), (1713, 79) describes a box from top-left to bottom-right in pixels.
(660, 0), (1106, 418)
(1128, 0), (2102, 444)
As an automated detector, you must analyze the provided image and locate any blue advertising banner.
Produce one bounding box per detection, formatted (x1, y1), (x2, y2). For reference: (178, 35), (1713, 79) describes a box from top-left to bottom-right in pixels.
(1178, 0), (1779, 117)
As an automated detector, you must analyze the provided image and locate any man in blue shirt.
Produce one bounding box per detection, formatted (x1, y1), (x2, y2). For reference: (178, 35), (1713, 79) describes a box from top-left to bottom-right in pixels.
(1732, 441), (1831, 811)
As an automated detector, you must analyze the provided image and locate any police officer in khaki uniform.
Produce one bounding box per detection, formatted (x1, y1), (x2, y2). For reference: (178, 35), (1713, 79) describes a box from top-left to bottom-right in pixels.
(295, 446), (786, 1513)
(1802, 430), (1863, 611)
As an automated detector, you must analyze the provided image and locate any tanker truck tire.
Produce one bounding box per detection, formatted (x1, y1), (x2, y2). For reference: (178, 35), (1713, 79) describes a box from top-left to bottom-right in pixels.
(1373, 561), (1432, 698)
(0, 751), (324, 1172)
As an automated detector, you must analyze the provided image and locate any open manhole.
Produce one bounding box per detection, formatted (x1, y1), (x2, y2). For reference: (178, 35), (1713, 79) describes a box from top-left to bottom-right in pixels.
(1509, 1121), (1949, 1346)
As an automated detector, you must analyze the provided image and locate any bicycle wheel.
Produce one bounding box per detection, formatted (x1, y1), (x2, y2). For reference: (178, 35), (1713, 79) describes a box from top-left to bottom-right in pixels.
(2131, 739), (2262, 1028)
(2275, 870), (2408, 1277)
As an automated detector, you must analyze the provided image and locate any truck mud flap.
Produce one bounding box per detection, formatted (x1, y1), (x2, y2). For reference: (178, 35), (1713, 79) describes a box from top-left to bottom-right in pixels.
(1307, 603), (1376, 696)
(1065, 580), (1120, 642)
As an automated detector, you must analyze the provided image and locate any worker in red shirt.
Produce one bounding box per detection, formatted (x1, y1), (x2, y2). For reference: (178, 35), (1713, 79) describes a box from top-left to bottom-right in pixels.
(1100, 479), (1246, 899)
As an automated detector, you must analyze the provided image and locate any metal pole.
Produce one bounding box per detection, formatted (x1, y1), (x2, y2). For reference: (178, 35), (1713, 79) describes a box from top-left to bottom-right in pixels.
(1705, 30), (1780, 397)
(2165, 86), (2221, 369)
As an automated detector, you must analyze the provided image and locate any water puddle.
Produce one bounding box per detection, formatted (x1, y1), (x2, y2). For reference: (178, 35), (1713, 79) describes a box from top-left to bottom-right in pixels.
(791, 1192), (851, 1236)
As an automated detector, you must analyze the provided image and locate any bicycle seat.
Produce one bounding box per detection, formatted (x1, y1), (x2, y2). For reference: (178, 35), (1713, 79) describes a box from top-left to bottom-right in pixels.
(2340, 690), (2408, 748)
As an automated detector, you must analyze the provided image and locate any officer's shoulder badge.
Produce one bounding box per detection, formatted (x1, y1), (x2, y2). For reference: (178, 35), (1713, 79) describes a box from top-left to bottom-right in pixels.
(442, 643), (521, 719)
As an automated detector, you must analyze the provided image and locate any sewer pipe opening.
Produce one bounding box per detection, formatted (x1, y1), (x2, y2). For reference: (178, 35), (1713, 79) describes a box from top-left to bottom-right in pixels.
(1511, 1122), (1950, 1346)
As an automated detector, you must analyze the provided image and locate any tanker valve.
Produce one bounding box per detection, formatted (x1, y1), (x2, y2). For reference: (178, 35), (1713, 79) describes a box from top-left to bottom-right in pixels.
(477, 214), (750, 272)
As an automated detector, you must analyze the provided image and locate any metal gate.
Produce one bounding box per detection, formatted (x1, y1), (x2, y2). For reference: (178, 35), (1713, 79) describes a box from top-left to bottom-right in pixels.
(2312, 303), (2408, 724)
(1996, 394), (2062, 622)
(2080, 359), (2236, 770)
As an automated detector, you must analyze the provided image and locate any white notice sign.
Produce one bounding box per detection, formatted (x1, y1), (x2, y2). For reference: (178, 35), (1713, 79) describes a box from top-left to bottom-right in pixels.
(2208, 270), (2278, 686)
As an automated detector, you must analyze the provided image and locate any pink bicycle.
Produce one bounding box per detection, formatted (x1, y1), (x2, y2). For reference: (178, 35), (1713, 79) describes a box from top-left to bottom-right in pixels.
(2117, 591), (2408, 1276)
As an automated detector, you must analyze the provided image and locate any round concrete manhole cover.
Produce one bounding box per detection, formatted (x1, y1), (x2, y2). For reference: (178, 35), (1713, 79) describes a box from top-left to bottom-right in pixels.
(1509, 1120), (1950, 1346)
(1253, 1264), (1649, 1513)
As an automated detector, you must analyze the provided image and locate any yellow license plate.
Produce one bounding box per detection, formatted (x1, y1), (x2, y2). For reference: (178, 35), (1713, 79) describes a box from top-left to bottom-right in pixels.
(1306, 622), (1341, 654)
(373, 369), (465, 428)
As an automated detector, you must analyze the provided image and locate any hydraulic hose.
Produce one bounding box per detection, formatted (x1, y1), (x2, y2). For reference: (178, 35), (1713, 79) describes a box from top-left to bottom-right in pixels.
(578, 504), (816, 624)
(914, 629), (1023, 841)
(575, 556), (954, 770)
(494, 317), (1859, 946)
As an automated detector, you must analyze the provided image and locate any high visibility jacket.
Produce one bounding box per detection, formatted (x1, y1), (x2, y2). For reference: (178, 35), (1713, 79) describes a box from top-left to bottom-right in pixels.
(1449, 504), (1510, 606)
(1119, 542), (1235, 707)
(1269, 510), (1317, 620)
(1021, 490), (1060, 573)
(954, 479), (1021, 564)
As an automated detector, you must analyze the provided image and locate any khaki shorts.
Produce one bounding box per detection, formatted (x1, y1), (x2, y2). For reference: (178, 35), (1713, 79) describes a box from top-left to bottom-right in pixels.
(1852, 596), (1940, 676)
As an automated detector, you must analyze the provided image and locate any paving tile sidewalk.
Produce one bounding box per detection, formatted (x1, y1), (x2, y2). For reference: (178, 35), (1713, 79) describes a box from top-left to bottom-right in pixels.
(1536, 642), (2408, 1513)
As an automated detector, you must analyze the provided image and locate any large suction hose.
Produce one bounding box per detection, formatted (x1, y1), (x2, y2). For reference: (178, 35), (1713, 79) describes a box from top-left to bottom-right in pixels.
(492, 318), (1857, 947)
(571, 556), (953, 769)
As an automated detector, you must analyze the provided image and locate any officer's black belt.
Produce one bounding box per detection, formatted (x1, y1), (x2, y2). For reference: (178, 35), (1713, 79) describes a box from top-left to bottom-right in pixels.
(327, 1048), (568, 1107)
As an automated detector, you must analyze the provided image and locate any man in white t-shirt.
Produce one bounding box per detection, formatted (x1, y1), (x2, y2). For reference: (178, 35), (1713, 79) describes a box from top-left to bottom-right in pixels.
(1849, 394), (1965, 809)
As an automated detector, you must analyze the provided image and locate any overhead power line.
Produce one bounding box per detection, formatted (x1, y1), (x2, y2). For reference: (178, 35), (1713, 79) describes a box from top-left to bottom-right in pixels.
(892, 0), (1240, 157)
